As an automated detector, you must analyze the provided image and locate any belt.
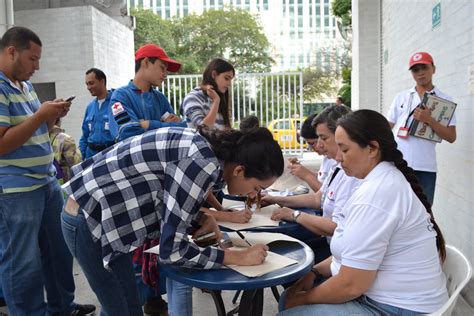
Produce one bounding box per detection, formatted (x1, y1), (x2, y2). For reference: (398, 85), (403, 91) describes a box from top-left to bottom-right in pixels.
(64, 197), (79, 216)
(88, 143), (113, 151)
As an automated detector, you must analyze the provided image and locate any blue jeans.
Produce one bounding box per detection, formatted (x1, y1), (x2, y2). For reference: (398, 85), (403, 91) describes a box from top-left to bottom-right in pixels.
(414, 170), (436, 205)
(278, 290), (423, 315)
(166, 279), (193, 316)
(0, 181), (75, 315)
(61, 210), (143, 316)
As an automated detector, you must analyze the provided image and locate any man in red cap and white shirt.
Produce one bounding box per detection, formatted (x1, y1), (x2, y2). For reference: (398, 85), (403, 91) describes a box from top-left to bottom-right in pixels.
(386, 52), (456, 204)
(108, 44), (186, 142)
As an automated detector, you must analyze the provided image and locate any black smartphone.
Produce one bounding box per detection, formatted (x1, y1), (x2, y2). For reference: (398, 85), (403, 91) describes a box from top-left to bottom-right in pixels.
(65, 95), (76, 102)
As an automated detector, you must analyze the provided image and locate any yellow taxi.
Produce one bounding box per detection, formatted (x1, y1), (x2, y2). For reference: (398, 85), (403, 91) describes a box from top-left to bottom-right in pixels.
(267, 118), (306, 149)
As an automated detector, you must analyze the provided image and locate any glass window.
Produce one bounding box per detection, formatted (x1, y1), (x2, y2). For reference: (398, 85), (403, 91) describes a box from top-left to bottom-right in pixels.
(324, 5), (329, 16)
(324, 16), (329, 27)
(245, 0), (250, 9)
(276, 120), (291, 129)
(264, 0), (268, 10)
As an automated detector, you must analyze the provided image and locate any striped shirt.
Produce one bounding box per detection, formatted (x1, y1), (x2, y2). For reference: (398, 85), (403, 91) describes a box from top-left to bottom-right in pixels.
(63, 127), (225, 268)
(181, 88), (228, 130)
(0, 72), (55, 193)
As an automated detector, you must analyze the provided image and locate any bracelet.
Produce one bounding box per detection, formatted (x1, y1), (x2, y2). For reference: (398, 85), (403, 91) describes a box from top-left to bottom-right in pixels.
(311, 267), (323, 282)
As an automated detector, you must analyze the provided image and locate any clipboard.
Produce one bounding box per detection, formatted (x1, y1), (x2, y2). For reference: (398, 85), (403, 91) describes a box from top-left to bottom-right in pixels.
(409, 93), (456, 142)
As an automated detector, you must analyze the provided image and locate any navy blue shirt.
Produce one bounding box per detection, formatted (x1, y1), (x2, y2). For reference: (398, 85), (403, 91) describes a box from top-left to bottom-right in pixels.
(108, 81), (186, 142)
(79, 90), (115, 159)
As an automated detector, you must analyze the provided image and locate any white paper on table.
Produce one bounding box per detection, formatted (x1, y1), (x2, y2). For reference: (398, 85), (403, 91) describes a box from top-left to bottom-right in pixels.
(227, 231), (299, 247)
(227, 250), (298, 278)
(267, 189), (290, 197)
(217, 204), (281, 230)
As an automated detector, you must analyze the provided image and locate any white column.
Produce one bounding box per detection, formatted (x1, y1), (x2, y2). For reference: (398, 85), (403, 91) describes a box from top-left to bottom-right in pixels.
(0, 0), (14, 35)
(351, 0), (381, 111)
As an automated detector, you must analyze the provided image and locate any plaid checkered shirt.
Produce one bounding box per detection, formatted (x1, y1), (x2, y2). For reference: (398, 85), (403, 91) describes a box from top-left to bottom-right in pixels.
(62, 127), (225, 268)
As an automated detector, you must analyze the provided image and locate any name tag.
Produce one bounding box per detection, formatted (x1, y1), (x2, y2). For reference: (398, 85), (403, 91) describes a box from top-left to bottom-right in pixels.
(397, 127), (409, 139)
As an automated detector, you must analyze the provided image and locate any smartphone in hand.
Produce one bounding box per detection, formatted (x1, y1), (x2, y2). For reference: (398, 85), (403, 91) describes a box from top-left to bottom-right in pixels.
(65, 95), (76, 102)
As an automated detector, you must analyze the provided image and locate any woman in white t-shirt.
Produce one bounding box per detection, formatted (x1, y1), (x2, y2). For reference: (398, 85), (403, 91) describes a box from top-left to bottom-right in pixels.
(264, 106), (359, 239)
(278, 110), (447, 315)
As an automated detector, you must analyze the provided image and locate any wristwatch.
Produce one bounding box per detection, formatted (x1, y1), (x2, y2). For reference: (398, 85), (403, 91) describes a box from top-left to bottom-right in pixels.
(292, 210), (302, 222)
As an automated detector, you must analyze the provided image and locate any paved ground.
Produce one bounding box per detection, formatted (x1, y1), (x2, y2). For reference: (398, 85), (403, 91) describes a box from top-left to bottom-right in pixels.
(73, 260), (281, 315)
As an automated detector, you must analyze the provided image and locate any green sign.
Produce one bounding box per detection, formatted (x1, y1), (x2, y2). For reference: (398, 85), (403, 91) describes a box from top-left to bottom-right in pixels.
(432, 3), (441, 28)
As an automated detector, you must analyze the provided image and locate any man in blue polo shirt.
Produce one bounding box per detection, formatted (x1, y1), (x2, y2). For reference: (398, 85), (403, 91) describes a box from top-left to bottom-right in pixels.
(0, 26), (95, 315)
(108, 44), (186, 142)
(79, 68), (115, 159)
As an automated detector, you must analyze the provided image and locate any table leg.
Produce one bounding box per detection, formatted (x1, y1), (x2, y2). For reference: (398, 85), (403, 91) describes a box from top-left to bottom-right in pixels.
(210, 290), (226, 316)
(271, 286), (280, 302)
(238, 289), (264, 316)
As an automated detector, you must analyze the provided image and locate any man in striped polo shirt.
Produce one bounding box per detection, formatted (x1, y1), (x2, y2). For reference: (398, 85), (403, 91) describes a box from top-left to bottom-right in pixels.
(0, 27), (94, 315)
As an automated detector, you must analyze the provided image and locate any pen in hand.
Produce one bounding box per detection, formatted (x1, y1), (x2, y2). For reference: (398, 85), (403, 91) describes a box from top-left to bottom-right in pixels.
(236, 231), (252, 247)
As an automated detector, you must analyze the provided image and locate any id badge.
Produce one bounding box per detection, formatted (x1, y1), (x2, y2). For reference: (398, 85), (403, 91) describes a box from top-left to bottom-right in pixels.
(397, 127), (409, 139)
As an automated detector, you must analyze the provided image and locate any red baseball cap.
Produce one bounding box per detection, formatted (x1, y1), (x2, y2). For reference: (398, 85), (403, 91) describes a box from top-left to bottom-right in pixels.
(408, 52), (434, 70)
(135, 44), (181, 72)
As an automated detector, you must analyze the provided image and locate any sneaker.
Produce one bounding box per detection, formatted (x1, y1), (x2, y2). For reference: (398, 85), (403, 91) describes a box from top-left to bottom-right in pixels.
(71, 303), (96, 316)
(143, 296), (168, 316)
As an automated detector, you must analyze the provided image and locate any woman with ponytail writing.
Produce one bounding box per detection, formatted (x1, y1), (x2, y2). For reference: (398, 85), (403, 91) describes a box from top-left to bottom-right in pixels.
(278, 110), (447, 315)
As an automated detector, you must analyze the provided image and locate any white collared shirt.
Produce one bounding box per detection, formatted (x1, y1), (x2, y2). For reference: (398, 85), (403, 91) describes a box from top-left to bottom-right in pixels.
(386, 86), (456, 172)
(330, 161), (447, 313)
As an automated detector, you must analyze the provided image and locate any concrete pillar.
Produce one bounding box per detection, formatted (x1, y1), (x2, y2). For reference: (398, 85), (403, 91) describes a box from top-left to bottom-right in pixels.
(351, 0), (381, 111)
(0, 0), (14, 35)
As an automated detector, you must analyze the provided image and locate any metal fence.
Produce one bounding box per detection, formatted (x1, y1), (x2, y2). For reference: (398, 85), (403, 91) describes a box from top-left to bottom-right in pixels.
(161, 72), (305, 154)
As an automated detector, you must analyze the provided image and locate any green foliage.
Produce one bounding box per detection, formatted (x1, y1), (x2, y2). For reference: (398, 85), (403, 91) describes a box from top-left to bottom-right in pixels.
(338, 66), (351, 107)
(301, 68), (337, 102)
(332, 0), (352, 27)
(132, 8), (176, 54)
(132, 8), (274, 74)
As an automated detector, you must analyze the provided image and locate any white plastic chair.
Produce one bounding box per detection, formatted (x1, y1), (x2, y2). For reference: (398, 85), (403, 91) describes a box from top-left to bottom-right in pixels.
(428, 245), (472, 316)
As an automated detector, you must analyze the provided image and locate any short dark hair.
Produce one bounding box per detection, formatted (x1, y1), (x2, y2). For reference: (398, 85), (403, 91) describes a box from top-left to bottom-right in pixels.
(135, 57), (158, 73)
(86, 68), (107, 86)
(239, 115), (260, 131)
(0, 26), (42, 50)
(312, 105), (351, 133)
(336, 96), (344, 104)
(300, 113), (318, 139)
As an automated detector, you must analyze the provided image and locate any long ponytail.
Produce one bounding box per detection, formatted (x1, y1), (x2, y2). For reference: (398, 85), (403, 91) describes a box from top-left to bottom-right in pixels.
(337, 110), (446, 261)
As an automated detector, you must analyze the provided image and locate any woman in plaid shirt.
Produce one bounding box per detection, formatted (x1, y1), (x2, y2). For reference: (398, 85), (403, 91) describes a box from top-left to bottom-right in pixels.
(61, 126), (284, 315)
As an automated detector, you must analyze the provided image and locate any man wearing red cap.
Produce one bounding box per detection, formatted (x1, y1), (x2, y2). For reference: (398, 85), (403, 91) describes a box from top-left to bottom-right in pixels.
(108, 44), (186, 142)
(107, 44), (186, 315)
(387, 52), (456, 204)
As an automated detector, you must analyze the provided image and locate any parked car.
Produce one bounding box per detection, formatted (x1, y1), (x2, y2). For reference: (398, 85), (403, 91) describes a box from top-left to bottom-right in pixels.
(267, 118), (306, 149)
